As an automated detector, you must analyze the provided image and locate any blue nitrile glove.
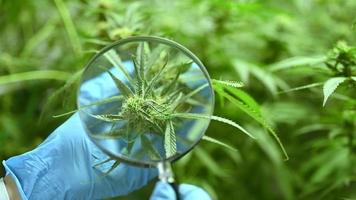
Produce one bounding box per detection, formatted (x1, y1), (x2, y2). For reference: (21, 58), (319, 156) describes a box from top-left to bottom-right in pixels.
(150, 181), (211, 200)
(3, 60), (211, 199)
(3, 113), (157, 200)
(2, 63), (157, 199)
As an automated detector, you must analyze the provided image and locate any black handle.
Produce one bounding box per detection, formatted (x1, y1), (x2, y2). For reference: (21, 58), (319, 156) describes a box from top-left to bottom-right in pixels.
(169, 181), (180, 200)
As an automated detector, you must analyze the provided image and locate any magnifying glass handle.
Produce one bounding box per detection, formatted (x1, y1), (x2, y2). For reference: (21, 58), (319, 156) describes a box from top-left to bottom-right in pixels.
(157, 162), (180, 200)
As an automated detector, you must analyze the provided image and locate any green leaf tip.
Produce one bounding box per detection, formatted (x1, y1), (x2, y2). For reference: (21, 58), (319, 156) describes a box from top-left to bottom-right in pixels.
(164, 121), (177, 158)
(172, 113), (256, 139)
(202, 135), (238, 152)
(322, 77), (347, 107)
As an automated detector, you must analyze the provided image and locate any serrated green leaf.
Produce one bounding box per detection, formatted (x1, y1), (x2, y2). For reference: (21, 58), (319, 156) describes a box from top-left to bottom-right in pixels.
(133, 42), (147, 95)
(202, 135), (238, 152)
(172, 113), (256, 139)
(132, 56), (147, 96)
(107, 71), (133, 98)
(322, 77), (347, 106)
(136, 42), (146, 80)
(210, 115), (256, 139)
(212, 79), (244, 88)
(213, 86), (289, 160)
(132, 56), (141, 82)
(104, 49), (133, 83)
(89, 114), (123, 122)
(164, 120), (177, 158)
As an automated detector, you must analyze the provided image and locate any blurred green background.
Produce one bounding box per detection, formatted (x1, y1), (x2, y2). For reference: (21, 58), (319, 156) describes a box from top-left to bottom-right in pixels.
(0, 0), (355, 199)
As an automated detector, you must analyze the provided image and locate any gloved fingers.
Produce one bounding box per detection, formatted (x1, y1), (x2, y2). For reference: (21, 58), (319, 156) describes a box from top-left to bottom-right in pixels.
(179, 183), (211, 200)
(105, 164), (157, 196)
(150, 181), (176, 200)
(90, 144), (158, 197)
(3, 160), (30, 200)
(125, 164), (158, 190)
(150, 181), (212, 200)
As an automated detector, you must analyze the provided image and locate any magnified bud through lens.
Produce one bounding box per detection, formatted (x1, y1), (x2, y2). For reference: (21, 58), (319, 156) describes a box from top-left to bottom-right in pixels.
(78, 36), (214, 166)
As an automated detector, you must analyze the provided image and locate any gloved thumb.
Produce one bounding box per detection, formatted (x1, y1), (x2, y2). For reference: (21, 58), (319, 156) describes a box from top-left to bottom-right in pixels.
(150, 181), (211, 200)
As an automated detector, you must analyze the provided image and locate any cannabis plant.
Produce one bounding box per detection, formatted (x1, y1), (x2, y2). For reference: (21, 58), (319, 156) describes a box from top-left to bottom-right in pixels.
(274, 41), (356, 106)
(68, 40), (284, 172)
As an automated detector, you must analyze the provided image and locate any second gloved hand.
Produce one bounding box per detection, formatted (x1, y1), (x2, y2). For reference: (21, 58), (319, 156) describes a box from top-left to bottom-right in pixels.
(150, 181), (211, 200)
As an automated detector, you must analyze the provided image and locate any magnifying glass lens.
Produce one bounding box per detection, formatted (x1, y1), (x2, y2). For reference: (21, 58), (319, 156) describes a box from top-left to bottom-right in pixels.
(78, 37), (214, 167)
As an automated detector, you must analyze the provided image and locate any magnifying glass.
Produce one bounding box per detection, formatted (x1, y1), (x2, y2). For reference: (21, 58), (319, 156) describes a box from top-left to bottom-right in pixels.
(77, 36), (214, 198)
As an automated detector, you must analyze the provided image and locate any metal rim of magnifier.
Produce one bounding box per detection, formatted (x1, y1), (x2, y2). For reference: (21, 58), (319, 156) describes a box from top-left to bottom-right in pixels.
(77, 36), (215, 168)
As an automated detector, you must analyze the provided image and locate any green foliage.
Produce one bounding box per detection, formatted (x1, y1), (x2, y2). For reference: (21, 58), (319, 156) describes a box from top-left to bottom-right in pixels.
(1, 0), (356, 199)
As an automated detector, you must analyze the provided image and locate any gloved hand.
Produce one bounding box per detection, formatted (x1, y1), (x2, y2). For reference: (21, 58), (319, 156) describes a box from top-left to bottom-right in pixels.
(2, 64), (157, 200)
(3, 112), (157, 200)
(2, 60), (211, 200)
(150, 181), (211, 200)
